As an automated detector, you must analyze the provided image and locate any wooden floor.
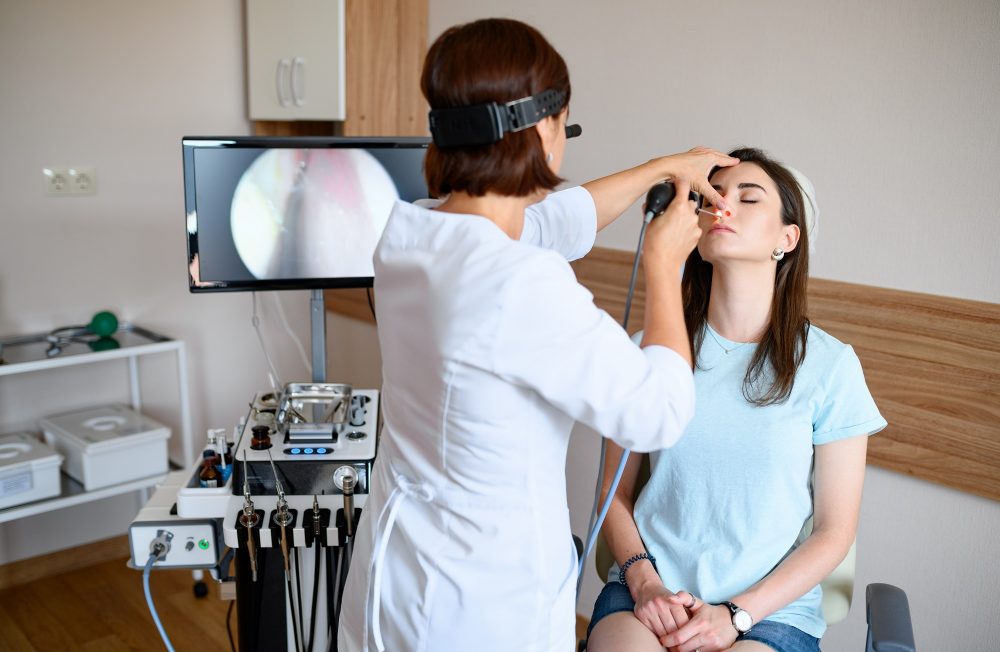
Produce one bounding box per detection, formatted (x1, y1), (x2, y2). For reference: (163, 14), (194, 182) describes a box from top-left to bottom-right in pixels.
(0, 556), (232, 651)
(0, 554), (591, 651)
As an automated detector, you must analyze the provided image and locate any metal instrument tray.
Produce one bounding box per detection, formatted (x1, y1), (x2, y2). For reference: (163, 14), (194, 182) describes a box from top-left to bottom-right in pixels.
(275, 383), (352, 428)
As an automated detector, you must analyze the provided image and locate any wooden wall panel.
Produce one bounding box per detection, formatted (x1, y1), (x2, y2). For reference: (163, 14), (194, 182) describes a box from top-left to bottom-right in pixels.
(325, 287), (375, 323)
(343, 0), (400, 137)
(329, 246), (999, 500)
(395, 0), (428, 137)
(807, 278), (1000, 501)
(251, 120), (340, 136)
(567, 247), (1000, 500)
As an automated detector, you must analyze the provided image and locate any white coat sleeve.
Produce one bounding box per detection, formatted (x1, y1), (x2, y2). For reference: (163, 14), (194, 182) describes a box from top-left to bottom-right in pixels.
(490, 253), (695, 452)
(520, 186), (597, 261)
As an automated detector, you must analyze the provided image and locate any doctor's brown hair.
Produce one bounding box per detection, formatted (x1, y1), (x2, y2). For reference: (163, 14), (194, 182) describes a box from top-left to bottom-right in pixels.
(682, 147), (811, 406)
(421, 18), (570, 198)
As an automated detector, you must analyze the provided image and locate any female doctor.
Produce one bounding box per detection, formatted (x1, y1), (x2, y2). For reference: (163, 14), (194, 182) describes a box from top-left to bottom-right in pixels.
(338, 18), (738, 652)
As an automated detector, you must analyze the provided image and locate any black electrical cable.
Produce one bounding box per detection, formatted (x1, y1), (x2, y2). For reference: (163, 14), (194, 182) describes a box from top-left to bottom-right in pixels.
(295, 548), (306, 650)
(217, 546), (236, 581)
(366, 287), (377, 323)
(333, 545), (350, 637)
(226, 600), (236, 652)
(306, 541), (322, 652)
(622, 219), (650, 332)
(327, 545), (339, 650)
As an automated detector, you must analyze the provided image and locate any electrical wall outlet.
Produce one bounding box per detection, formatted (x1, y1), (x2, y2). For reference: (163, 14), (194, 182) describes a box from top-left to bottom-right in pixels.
(43, 166), (97, 196)
(42, 167), (71, 196)
(68, 166), (97, 194)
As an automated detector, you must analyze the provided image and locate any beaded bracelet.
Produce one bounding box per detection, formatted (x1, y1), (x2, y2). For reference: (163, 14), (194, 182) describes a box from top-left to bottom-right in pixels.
(618, 552), (657, 586)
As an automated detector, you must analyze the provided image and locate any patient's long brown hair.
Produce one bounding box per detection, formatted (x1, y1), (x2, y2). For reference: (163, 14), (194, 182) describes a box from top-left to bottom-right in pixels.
(682, 147), (811, 406)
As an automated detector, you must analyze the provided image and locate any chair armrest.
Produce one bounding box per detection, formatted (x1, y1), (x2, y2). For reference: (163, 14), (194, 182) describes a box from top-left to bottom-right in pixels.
(866, 583), (915, 652)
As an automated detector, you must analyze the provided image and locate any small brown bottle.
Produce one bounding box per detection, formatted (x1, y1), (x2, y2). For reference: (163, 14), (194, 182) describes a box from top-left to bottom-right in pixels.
(199, 451), (222, 488)
(221, 439), (234, 466)
(250, 425), (272, 450)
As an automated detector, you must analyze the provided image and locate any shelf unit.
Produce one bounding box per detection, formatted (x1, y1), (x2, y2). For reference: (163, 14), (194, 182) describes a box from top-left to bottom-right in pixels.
(0, 324), (193, 524)
(0, 473), (166, 526)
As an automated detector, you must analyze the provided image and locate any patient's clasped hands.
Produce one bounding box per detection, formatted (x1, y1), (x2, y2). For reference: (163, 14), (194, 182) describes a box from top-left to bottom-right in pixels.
(654, 591), (739, 652)
(631, 569), (740, 652)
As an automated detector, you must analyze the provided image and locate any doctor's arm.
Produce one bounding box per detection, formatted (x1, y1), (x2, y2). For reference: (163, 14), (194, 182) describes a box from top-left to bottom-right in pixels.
(637, 181), (703, 367)
(660, 435), (870, 652)
(582, 147), (739, 232)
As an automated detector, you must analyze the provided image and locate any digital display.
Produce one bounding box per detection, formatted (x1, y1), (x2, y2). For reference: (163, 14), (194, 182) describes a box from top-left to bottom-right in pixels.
(183, 137), (429, 292)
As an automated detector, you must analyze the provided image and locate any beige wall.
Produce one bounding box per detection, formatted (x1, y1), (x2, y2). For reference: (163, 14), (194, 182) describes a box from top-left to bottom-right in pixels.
(0, 1), (316, 560)
(425, 2), (999, 651)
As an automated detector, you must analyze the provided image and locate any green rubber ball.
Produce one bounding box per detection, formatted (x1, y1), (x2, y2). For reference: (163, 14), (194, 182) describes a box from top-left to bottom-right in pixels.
(88, 311), (119, 337)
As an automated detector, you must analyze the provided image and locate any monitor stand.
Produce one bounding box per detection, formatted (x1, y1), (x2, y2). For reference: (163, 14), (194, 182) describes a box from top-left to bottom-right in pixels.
(310, 289), (326, 383)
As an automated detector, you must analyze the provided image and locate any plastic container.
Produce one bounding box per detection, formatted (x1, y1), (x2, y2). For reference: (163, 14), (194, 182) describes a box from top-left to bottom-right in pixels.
(0, 432), (64, 510)
(39, 404), (170, 490)
(176, 460), (232, 518)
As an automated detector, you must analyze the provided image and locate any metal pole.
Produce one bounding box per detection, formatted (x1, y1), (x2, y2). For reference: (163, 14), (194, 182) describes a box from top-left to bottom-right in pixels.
(310, 289), (327, 383)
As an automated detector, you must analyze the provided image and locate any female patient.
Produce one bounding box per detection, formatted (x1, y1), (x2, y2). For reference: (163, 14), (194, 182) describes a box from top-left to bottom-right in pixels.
(587, 148), (887, 652)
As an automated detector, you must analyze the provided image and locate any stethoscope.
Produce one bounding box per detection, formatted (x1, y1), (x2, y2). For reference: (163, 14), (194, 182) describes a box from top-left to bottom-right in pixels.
(44, 310), (120, 357)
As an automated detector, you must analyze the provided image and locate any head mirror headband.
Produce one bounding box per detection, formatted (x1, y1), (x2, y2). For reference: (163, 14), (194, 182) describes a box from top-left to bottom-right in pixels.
(429, 88), (581, 148)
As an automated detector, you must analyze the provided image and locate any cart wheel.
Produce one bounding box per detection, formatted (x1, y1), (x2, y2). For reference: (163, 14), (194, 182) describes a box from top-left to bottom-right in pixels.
(193, 580), (209, 598)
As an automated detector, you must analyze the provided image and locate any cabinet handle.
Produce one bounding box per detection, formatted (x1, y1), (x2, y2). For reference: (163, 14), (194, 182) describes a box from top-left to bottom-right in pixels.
(291, 57), (305, 107)
(276, 58), (292, 107)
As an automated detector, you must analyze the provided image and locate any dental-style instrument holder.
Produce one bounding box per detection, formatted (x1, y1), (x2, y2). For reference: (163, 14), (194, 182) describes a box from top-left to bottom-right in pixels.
(239, 453), (262, 581)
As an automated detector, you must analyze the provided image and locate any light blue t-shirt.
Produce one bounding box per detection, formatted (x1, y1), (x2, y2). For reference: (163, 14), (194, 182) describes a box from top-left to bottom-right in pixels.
(627, 323), (887, 639)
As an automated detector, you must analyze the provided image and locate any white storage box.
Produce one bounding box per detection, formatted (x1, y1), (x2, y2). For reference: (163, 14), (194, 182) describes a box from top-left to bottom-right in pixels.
(39, 404), (170, 491)
(0, 432), (63, 510)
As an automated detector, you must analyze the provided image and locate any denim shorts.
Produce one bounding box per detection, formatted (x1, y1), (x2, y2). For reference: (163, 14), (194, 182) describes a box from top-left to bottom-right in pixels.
(586, 581), (820, 652)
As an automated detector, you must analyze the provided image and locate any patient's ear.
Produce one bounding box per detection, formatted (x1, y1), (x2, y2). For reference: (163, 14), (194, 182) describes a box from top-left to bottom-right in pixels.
(780, 223), (801, 253)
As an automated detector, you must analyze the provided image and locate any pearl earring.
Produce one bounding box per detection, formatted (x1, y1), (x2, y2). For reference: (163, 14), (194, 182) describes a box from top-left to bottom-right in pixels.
(771, 248), (785, 261)
(545, 152), (553, 163)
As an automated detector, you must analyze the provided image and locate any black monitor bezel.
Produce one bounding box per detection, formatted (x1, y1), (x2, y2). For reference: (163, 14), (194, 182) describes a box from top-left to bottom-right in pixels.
(183, 135), (430, 293)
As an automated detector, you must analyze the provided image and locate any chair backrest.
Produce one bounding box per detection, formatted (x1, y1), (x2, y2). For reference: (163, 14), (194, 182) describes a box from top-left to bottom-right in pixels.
(592, 454), (855, 625)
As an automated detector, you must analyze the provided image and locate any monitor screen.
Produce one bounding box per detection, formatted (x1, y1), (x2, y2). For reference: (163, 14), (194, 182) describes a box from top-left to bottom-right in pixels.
(183, 136), (430, 292)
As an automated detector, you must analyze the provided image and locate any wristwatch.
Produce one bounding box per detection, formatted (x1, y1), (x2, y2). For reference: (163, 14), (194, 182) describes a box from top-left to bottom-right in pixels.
(719, 601), (754, 635)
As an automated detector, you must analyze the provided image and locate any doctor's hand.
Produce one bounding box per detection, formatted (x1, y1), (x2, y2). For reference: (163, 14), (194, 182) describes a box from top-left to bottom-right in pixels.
(654, 147), (740, 211)
(642, 179), (701, 270)
(658, 592), (739, 652)
(630, 577), (691, 652)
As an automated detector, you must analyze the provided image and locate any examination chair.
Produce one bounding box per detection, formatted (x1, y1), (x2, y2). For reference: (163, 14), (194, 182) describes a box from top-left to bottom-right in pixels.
(577, 455), (915, 651)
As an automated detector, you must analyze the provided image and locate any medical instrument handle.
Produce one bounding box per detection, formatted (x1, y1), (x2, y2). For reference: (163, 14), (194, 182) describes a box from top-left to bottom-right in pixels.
(644, 181), (701, 223)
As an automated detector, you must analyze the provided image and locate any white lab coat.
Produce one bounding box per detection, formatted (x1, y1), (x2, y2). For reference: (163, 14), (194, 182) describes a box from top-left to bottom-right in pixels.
(338, 187), (695, 652)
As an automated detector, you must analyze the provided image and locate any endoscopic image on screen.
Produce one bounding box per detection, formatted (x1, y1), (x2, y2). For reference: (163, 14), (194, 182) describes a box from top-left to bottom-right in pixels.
(230, 148), (399, 280)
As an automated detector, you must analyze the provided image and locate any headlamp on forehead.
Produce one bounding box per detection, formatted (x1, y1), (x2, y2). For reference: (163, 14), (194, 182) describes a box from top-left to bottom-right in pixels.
(429, 88), (582, 148)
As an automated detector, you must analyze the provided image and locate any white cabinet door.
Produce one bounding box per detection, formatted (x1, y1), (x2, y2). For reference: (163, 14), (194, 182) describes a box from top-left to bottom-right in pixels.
(247, 0), (345, 121)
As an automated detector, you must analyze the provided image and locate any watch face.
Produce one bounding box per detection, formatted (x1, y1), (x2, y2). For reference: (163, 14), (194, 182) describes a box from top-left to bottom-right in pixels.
(733, 609), (753, 633)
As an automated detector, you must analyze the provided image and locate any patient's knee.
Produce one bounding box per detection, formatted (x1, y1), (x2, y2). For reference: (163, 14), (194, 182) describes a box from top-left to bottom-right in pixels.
(586, 611), (662, 652)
